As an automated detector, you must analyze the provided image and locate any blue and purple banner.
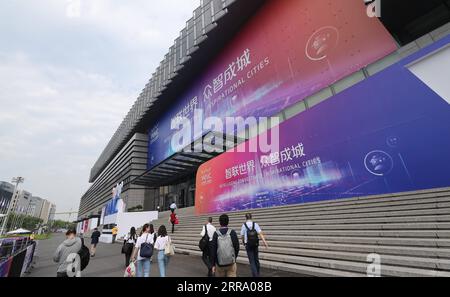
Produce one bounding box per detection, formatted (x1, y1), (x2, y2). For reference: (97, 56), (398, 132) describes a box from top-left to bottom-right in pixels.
(195, 35), (450, 214)
(148, 0), (397, 169)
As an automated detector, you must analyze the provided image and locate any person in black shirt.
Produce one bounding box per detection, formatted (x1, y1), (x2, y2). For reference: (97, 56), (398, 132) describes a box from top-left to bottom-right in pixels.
(90, 228), (101, 257)
(210, 214), (240, 277)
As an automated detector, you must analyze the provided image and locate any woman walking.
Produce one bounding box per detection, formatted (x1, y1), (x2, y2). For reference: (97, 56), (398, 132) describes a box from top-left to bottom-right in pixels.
(123, 227), (137, 268)
(169, 211), (178, 234)
(131, 224), (155, 277)
(154, 225), (172, 277)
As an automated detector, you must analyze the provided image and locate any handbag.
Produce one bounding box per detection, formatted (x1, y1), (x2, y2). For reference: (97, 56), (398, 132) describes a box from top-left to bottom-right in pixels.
(198, 225), (209, 251)
(164, 237), (175, 256)
(121, 242), (128, 254)
(139, 234), (154, 258)
(124, 261), (136, 277)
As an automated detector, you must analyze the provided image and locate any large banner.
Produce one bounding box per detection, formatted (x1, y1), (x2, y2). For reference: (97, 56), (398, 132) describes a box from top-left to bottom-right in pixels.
(0, 258), (12, 277)
(195, 35), (450, 214)
(104, 182), (124, 217)
(148, 0), (397, 169)
(20, 244), (35, 276)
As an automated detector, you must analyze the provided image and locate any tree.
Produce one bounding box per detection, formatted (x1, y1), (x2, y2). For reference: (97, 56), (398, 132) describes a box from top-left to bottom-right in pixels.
(50, 220), (74, 230)
(5, 213), (43, 231)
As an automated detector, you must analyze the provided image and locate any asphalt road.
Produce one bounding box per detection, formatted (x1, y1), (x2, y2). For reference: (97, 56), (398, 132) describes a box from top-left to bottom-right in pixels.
(28, 233), (303, 277)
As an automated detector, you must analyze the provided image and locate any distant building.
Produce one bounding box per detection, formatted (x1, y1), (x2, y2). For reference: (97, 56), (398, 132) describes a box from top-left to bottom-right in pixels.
(0, 181), (56, 224)
(29, 196), (44, 218)
(39, 200), (56, 225)
(49, 203), (56, 222)
(0, 181), (14, 212)
(16, 190), (32, 214)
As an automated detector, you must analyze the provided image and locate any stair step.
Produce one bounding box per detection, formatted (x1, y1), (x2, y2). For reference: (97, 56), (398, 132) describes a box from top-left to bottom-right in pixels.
(174, 247), (450, 277)
(170, 234), (450, 247)
(172, 238), (450, 258)
(146, 188), (450, 277)
(170, 222), (450, 231)
(153, 215), (450, 227)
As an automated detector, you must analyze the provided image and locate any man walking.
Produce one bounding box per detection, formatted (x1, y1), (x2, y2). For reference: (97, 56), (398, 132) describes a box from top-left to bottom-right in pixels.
(90, 228), (101, 257)
(211, 214), (240, 277)
(240, 213), (268, 277)
(169, 200), (177, 213)
(53, 229), (82, 277)
(199, 217), (216, 277)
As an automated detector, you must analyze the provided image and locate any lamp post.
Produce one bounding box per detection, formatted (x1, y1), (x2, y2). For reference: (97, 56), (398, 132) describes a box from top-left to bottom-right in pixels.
(0, 177), (24, 235)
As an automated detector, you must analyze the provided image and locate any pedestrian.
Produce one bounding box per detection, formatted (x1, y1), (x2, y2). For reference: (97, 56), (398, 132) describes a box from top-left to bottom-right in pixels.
(169, 211), (178, 234)
(170, 200), (177, 213)
(199, 217), (216, 277)
(53, 228), (82, 277)
(154, 225), (172, 277)
(148, 224), (157, 264)
(90, 228), (101, 257)
(240, 213), (269, 277)
(131, 224), (154, 277)
(123, 227), (137, 268)
(211, 214), (240, 277)
(111, 225), (118, 243)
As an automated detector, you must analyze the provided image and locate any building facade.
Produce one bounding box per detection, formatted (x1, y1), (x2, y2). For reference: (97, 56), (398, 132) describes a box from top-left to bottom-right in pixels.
(78, 0), (450, 220)
(0, 181), (56, 224)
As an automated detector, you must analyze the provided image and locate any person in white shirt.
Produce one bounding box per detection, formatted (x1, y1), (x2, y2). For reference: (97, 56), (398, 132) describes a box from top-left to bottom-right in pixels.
(199, 217), (216, 277)
(240, 213), (268, 277)
(169, 201), (177, 213)
(154, 225), (171, 277)
(131, 224), (155, 277)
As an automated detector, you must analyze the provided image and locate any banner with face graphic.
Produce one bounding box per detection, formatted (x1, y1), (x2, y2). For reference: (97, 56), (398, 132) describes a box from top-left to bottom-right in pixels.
(147, 0), (397, 169)
(195, 35), (450, 214)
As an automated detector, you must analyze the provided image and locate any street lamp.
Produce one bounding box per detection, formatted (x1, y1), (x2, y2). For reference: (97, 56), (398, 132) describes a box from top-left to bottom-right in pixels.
(0, 177), (24, 235)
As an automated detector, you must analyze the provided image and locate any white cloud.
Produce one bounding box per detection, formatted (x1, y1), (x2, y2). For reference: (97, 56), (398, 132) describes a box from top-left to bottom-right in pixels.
(0, 1), (200, 217)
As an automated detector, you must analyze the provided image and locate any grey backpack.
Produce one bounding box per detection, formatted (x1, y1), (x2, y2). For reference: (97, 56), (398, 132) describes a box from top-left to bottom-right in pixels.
(216, 229), (235, 266)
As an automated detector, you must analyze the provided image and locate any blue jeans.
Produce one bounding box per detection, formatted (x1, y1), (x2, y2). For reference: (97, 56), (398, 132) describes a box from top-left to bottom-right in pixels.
(157, 250), (169, 277)
(246, 245), (260, 277)
(136, 259), (151, 277)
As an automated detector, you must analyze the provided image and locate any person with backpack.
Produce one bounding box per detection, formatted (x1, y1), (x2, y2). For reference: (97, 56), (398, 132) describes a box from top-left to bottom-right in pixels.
(53, 228), (82, 277)
(90, 228), (101, 257)
(211, 214), (240, 277)
(130, 224), (154, 277)
(154, 225), (173, 277)
(240, 213), (269, 277)
(199, 217), (216, 277)
(123, 227), (137, 268)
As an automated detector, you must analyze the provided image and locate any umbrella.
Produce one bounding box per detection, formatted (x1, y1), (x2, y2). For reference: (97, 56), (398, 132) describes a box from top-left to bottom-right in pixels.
(7, 228), (31, 234)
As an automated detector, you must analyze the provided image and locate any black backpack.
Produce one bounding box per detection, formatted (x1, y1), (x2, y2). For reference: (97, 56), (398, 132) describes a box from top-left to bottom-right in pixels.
(78, 244), (90, 271)
(198, 225), (209, 251)
(244, 222), (259, 248)
(139, 234), (154, 258)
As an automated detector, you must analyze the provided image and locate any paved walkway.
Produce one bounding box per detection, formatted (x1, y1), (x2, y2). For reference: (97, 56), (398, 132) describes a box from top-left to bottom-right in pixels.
(28, 233), (302, 277)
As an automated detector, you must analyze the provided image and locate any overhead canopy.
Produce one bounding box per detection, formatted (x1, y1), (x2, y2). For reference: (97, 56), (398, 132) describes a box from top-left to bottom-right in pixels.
(7, 228), (31, 234)
(132, 131), (244, 187)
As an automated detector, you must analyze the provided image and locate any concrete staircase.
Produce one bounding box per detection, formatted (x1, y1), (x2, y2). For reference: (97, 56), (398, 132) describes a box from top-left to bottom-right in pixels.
(149, 187), (450, 277)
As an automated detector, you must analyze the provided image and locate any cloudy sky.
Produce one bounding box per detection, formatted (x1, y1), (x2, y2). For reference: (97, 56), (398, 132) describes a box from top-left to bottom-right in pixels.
(0, 0), (199, 219)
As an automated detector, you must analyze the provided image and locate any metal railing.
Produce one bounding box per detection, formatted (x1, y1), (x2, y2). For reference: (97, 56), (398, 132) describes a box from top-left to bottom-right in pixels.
(0, 236), (36, 277)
